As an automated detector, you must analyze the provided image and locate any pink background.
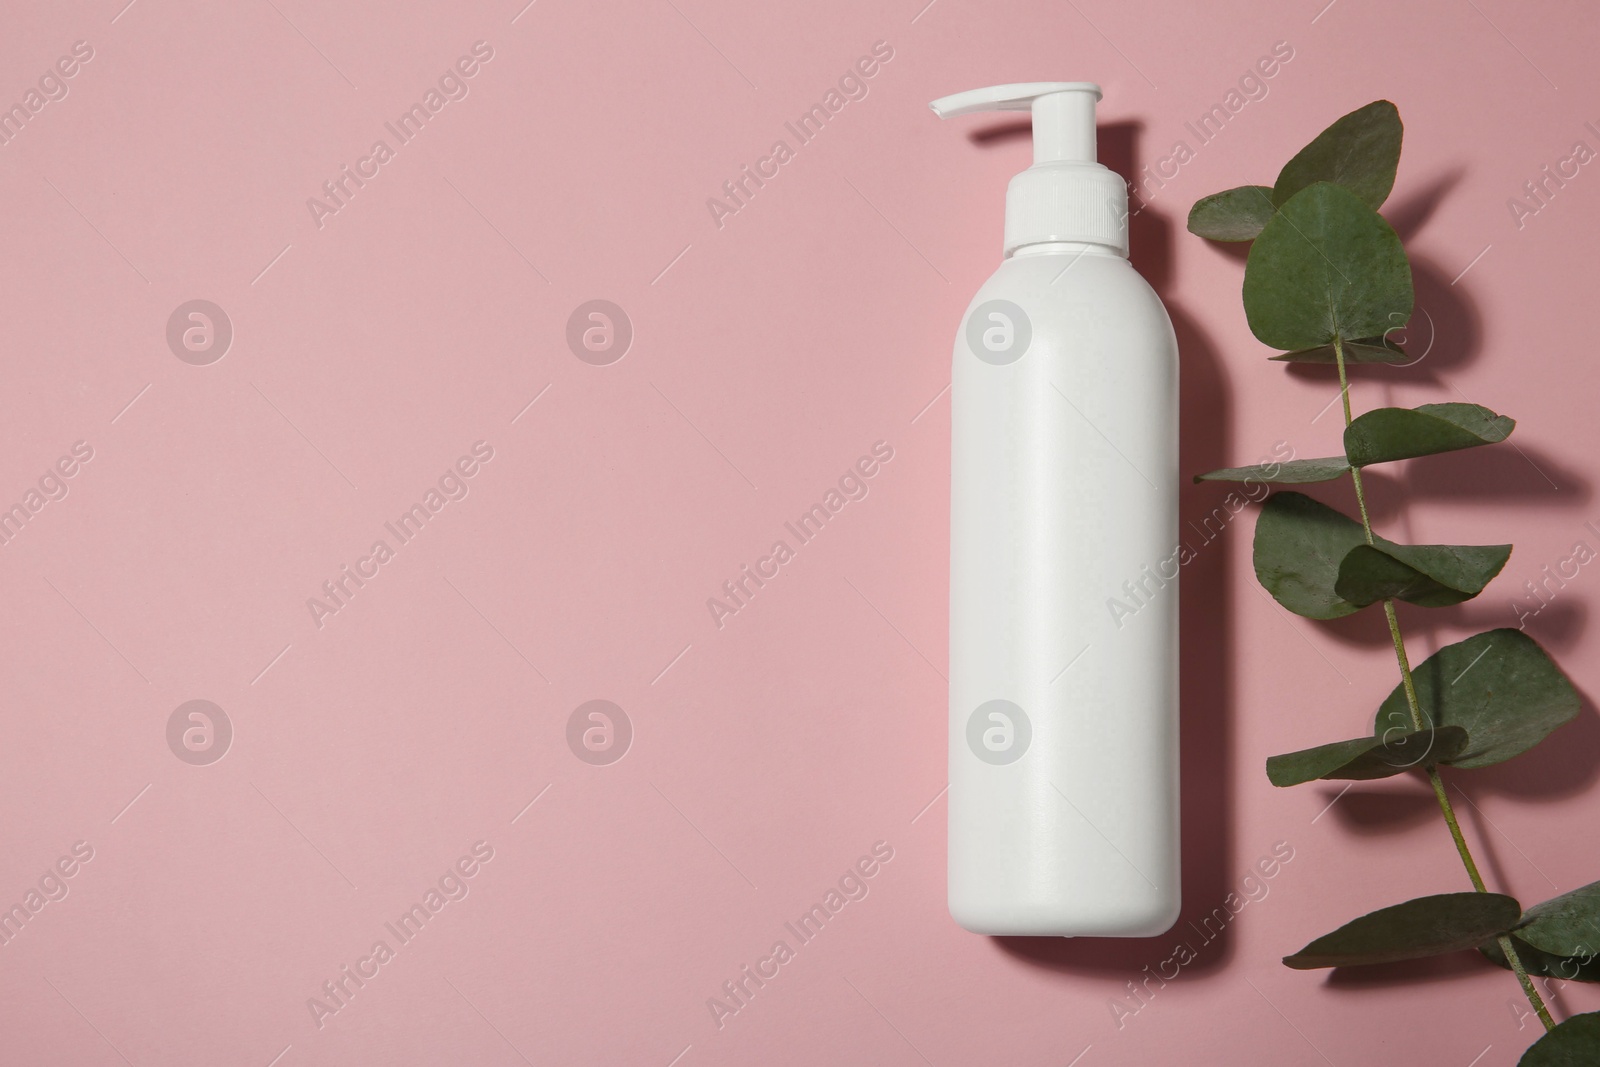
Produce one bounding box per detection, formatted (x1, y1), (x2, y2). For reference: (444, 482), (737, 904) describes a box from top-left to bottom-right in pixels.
(2, 0), (1598, 1063)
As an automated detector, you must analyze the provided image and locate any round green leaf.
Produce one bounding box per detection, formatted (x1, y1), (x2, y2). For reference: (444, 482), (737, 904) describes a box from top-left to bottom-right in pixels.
(1518, 880), (1600, 959)
(1196, 456), (1349, 485)
(1345, 403), (1516, 468)
(1373, 629), (1581, 768)
(1284, 892), (1521, 969)
(1519, 1012), (1600, 1066)
(1267, 726), (1468, 787)
(1243, 182), (1414, 352)
(1252, 491), (1367, 619)
(1273, 100), (1402, 209)
(1253, 493), (1511, 618)
(1334, 541), (1512, 609)
(1188, 185), (1276, 241)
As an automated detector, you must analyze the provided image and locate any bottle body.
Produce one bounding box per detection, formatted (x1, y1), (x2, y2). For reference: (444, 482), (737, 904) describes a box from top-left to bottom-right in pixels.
(948, 243), (1180, 936)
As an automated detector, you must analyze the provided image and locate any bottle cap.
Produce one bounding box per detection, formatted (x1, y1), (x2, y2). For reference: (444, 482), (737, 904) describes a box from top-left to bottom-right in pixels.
(931, 82), (1128, 256)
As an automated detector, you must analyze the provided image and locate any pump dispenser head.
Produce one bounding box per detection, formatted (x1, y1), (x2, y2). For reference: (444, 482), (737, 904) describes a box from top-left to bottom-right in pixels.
(931, 82), (1128, 257)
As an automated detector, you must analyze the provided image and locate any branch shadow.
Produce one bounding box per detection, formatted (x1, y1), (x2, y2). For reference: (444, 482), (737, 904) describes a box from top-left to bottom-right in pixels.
(1321, 951), (1490, 990)
(1387, 167), (1466, 242)
(1457, 692), (1600, 802)
(1320, 781), (1441, 835)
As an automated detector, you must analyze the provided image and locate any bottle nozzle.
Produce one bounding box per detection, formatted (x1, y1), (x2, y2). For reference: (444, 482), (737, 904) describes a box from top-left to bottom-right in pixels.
(930, 81), (1126, 256)
(929, 82), (1101, 164)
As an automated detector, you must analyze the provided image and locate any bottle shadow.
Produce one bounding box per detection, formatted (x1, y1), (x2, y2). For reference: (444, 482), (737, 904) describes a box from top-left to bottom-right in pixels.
(989, 121), (1240, 979)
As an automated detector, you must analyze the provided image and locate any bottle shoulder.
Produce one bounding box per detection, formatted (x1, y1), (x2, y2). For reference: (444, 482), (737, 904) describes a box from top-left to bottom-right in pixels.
(977, 251), (1155, 297)
(964, 252), (1174, 339)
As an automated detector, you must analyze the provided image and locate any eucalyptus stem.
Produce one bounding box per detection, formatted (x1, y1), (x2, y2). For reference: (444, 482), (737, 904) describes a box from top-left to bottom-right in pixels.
(1333, 340), (1375, 542)
(1332, 334), (1556, 1032)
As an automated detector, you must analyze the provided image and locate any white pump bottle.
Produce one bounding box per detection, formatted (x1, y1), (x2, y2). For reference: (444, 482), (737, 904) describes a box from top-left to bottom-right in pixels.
(933, 83), (1180, 936)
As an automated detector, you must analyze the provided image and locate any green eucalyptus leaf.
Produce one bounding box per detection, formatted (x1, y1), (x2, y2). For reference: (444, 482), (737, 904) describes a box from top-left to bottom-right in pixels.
(1252, 492), (1505, 618)
(1267, 725), (1468, 787)
(1481, 935), (1600, 984)
(1373, 629), (1581, 769)
(1519, 1012), (1600, 1066)
(1252, 492), (1368, 619)
(1243, 182), (1414, 351)
(1195, 456), (1349, 485)
(1518, 880), (1600, 959)
(1188, 185), (1276, 241)
(1270, 336), (1409, 364)
(1273, 100), (1403, 209)
(1334, 541), (1512, 609)
(1283, 891), (1521, 969)
(1345, 403), (1516, 467)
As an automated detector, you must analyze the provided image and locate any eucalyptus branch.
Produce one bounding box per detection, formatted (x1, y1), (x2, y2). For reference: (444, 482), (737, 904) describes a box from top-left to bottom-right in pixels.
(1334, 335), (1555, 1032)
(1189, 99), (1600, 1061)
